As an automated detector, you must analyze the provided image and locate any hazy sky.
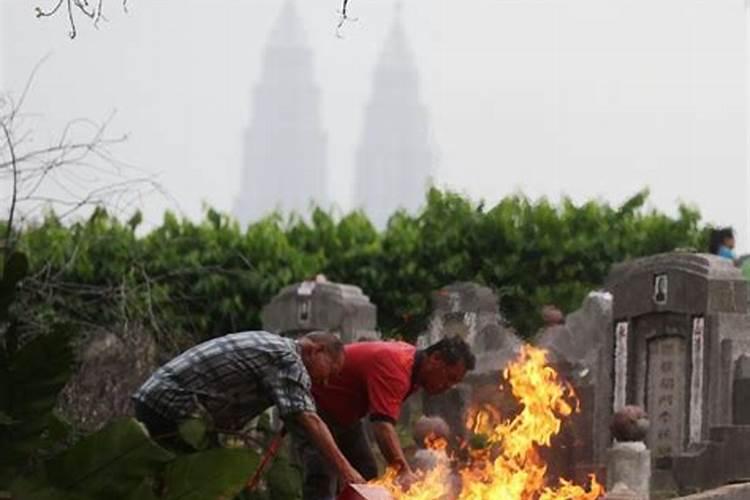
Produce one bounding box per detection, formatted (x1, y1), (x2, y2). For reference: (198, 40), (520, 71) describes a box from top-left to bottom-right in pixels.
(1, 0), (747, 248)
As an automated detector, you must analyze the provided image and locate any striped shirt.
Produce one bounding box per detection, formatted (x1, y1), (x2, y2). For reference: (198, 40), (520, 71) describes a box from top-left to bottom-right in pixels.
(132, 331), (315, 429)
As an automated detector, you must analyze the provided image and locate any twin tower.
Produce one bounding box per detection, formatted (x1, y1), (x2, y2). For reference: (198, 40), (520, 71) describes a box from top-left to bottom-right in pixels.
(233, 0), (434, 229)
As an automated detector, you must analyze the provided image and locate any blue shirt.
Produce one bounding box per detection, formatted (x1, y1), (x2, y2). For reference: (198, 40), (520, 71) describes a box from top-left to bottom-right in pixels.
(718, 246), (736, 261)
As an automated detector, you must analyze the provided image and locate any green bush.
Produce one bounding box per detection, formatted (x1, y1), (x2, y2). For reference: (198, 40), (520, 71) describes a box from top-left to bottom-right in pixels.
(14, 189), (706, 343)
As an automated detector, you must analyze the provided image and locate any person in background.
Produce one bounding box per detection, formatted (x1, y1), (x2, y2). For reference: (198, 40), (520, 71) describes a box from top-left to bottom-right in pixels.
(709, 227), (737, 263)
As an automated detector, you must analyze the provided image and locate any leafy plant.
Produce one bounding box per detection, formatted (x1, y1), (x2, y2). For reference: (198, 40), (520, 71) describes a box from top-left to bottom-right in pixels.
(14, 189), (708, 344)
(0, 251), (77, 485)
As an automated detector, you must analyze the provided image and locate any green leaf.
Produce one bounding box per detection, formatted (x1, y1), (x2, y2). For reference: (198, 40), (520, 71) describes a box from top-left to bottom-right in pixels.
(163, 448), (260, 500)
(178, 418), (208, 450)
(2, 251), (29, 286)
(126, 478), (160, 500)
(266, 455), (302, 499)
(0, 252), (29, 322)
(40, 413), (73, 448)
(0, 326), (75, 482)
(11, 418), (174, 500)
(0, 412), (13, 426)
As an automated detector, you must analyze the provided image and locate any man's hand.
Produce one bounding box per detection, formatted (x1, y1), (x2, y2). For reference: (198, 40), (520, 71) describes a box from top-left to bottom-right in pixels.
(397, 468), (419, 491)
(340, 464), (366, 486)
(370, 420), (412, 480)
(296, 412), (363, 486)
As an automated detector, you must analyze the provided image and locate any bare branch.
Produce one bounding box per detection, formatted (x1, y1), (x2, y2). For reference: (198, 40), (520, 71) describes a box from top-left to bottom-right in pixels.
(35, 0), (128, 38)
(35, 0), (65, 19)
(336, 0), (358, 39)
(1, 124), (18, 257)
(1, 61), (166, 233)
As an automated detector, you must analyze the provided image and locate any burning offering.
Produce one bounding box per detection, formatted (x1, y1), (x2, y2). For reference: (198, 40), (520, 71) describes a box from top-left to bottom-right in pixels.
(370, 345), (604, 500)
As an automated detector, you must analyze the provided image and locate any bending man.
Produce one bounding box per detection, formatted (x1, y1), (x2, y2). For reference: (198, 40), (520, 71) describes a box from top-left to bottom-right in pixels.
(296, 335), (475, 499)
(132, 330), (364, 487)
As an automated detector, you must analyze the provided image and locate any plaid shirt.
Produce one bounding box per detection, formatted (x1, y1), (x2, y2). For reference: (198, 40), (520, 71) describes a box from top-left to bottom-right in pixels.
(133, 331), (315, 429)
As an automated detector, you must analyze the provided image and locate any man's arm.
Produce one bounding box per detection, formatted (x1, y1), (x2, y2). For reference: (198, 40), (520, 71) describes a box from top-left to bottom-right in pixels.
(370, 420), (414, 479)
(295, 411), (365, 486)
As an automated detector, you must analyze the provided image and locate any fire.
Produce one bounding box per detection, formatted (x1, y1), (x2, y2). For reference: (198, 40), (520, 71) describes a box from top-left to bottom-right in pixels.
(371, 345), (604, 500)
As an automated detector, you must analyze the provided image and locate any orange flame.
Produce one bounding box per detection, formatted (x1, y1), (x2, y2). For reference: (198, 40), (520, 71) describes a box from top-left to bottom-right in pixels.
(371, 345), (604, 500)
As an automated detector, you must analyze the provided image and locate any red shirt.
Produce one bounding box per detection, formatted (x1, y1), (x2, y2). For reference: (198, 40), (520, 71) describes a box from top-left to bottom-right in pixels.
(312, 341), (417, 426)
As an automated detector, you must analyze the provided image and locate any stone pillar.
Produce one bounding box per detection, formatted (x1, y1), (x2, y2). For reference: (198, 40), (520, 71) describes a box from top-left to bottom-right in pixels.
(606, 442), (651, 500)
(604, 483), (644, 500)
(607, 406), (651, 500)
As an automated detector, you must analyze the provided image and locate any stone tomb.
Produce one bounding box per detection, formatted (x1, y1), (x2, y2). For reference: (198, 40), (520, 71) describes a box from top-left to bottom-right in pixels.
(416, 282), (522, 441)
(534, 291), (614, 485)
(261, 275), (380, 343)
(415, 283), (614, 486)
(605, 252), (750, 494)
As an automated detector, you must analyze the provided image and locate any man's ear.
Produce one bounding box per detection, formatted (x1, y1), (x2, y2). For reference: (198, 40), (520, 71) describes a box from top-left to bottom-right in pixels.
(426, 351), (443, 366)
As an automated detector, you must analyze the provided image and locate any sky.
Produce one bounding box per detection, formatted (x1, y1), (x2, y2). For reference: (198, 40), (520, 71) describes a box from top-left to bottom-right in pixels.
(0, 0), (747, 249)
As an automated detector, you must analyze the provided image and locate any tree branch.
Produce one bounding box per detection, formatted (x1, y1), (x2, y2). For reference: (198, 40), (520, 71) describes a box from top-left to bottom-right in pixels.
(1, 123), (18, 258)
(35, 0), (128, 38)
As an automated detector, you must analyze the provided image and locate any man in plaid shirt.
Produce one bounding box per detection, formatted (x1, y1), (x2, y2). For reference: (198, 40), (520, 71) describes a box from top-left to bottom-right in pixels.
(132, 330), (364, 486)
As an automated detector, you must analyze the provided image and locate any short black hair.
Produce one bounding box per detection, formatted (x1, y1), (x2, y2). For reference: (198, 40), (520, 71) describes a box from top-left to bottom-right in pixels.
(425, 335), (476, 371)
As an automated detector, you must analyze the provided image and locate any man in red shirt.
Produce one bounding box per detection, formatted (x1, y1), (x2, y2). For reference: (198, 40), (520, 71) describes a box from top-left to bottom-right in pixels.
(293, 335), (475, 499)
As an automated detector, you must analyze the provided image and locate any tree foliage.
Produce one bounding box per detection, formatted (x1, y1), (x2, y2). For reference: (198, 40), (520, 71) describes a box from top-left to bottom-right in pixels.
(14, 189), (707, 343)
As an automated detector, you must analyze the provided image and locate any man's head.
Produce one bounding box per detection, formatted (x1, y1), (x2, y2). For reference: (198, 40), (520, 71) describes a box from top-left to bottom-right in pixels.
(298, 331), (345, 385)
(416, 336), (475, 395)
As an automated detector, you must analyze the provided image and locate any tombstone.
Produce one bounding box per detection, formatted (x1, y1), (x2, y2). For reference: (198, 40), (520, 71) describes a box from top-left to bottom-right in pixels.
(261, 274), (380, 343)
(732, 355), (750, 424)
(416, 282), (522, 440)
(605, 252), (750, 494)
(534, 291), (614, 485)
(607, 406), (651, 500)
(59, 326), (158, 432)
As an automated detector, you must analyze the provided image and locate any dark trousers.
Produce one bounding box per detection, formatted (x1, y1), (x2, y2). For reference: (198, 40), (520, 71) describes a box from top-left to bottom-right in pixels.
(133, 400), (195, 452)
(292, 416), (379, 500)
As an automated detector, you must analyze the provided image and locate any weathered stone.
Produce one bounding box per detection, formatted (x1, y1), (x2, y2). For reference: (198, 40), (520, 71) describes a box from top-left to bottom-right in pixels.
(606, 253), (747, 318)
(604, 482), (647, 500)
(605, 251), (750, 494)
(611, 406), (649, 443)
(647, 336), (687, 459)
(262, 275), (379, 343)
(417, 282), (522, 439)
(733, 355), (750, 424)
(535, 291), (614, 473)
(422, 383), (472, 440)
(412, 415), (450, 447)
(606, 441), (651, 500)
(673, 482), (750, 500)
(59, 326), (158, 432)
(418, 282), (512, 357)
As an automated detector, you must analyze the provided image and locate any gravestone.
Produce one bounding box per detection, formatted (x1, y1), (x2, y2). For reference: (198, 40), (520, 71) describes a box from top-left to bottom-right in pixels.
(732, 355), (750, 425)
(59, 326), (158, 432)
(605, 252), (750, 494)
(534, 291), (614, 484)
(416, 282), (522, 440)
(607, 406), (651, 500)
(262, 274), (380, 343)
